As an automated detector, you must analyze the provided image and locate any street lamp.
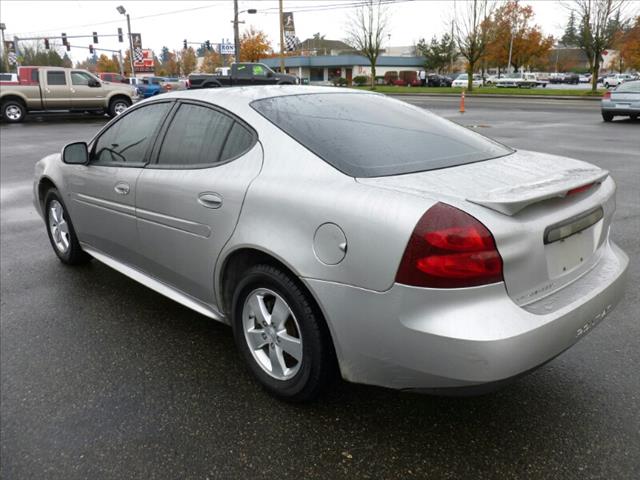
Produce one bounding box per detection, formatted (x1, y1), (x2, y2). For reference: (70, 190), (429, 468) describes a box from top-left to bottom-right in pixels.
(232, 0), (257, 62)
(117, 5), (136, 78)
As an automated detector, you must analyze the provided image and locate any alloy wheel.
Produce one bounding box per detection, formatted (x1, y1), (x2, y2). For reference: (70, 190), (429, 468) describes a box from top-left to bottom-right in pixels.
(5, 105), (22, 121)
(242, 288), (303, 381)
(48, 200), (70, 253)
(113, 101), (128, 115)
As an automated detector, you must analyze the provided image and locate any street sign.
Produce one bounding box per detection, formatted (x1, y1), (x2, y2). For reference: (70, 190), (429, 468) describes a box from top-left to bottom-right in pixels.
(220, 43), (235, 55)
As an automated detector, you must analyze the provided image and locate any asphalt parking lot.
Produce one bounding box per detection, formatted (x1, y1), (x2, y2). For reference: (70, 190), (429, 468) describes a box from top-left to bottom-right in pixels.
(1, 98), (639, 479)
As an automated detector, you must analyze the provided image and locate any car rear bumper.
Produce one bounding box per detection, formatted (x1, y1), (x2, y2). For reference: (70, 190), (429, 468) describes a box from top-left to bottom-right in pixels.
(305, 238), (628, 392)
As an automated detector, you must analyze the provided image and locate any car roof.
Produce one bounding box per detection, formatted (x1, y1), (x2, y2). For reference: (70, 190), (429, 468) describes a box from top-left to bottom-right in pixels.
(160, 85), (372, 105)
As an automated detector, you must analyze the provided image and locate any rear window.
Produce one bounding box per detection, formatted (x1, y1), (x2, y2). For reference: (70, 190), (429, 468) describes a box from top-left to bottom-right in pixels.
(616, 81), (640, 93)
(251, 93), (512, 177)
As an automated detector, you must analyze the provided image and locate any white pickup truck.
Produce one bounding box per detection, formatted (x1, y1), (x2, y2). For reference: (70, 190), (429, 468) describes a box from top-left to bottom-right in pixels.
(493, 73), (548, 88)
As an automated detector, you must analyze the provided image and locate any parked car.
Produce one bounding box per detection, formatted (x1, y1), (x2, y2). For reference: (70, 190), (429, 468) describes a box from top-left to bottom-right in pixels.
(579, 74), (591, 83)
(384, 71), (399, 85)
(493, 73), (548, 88)
(32, 87), (628, 401)
(603, 73), (634, 88)
(393, 70), (420, 87)
(137, 76), (167, 98)
(427, 74), (452, 87)
(1, 66), (137, 122)
(451, 73), (483, 88)
(160, 77), (187, 92)
(189, 63), (298, 89)
(97, 72), (127, 83)
(601, 80), (640, 121)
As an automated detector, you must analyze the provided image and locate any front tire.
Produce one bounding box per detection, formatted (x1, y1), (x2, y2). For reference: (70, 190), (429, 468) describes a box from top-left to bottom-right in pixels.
(44, 189), (91, 265)
(108, 97), (131, 118)
(1, 99), (26, 123)
(231, 264), (336, 402)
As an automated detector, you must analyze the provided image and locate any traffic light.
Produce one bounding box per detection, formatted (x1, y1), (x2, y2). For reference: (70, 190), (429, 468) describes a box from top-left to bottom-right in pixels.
(61, 32), (67, 46)
(117, 28), (123, 43)
(89, 44), (94, 54)
(66, 43), (70, 52)
(93, 31), (98, 43)
(44, 38), (50, 50)
(183, 39), (188, 49)
(205, 40), (211, 51)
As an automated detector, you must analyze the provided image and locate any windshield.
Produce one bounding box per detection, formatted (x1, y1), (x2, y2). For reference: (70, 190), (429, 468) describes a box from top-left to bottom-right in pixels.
(251, 93), (513, 177)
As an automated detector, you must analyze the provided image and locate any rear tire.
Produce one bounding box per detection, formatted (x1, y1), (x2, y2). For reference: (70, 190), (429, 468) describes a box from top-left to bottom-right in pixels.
(602, 112), (614, 122)
(44, 188), (91, 265)
(231, 264), (337, 402)
(108, 97), (131, 118)
(1, 99), (26, 123)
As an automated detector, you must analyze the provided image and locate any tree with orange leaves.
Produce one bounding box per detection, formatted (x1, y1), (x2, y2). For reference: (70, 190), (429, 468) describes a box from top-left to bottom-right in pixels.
(239, 27), (272, 62)
(620, 16), (640, 71)
(484, 0), (553, 72)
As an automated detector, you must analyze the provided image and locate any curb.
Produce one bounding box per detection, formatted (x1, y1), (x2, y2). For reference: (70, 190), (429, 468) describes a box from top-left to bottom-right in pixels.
(385, 92), (603, 101)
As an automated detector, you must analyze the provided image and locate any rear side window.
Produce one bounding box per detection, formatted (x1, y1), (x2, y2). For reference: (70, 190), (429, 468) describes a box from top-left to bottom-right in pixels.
(156, 103), (239, 167)
(221, 122), (254, 160)
(251, 93), (512, 177)
(47, 71), (66, 85)
(92, 102), (171, 166)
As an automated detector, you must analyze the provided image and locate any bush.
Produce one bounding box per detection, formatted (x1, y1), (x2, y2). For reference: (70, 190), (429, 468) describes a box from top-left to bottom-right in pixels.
(353, 75), (369, 86)
(331, 77), (348, 86)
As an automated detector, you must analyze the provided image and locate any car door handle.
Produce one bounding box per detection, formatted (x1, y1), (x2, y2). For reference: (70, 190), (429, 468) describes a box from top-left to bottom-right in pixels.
(198, 193), (223, 209)
(114, 182), (130, 195)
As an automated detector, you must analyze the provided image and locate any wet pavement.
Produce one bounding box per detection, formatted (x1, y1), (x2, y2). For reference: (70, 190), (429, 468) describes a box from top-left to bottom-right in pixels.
(1, 101), (639, 479)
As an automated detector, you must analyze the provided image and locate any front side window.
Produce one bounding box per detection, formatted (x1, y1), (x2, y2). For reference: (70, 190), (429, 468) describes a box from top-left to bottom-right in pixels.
(47, 71), (66, 85)
(252, 93), (512, 177)
(71, 71), (93, 86)
(92, 102), (171, 166)
(156, 103), (248, 167)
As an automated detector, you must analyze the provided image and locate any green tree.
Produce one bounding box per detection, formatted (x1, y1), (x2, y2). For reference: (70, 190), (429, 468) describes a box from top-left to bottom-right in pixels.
(180, 47), (197, 76)
(562, 11), (579, 46)
(417, 33), (456, 73)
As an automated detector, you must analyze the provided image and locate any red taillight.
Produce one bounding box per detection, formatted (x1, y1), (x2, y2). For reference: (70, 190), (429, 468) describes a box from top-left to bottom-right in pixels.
(396, 202), (504, 288)
(566, 182), (595, 196)
(603, 91), (611, 99)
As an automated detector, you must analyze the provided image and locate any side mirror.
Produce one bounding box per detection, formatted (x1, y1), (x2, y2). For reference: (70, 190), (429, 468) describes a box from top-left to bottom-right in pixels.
(88, 79), (101, 87)
(62, 142), (89, 165)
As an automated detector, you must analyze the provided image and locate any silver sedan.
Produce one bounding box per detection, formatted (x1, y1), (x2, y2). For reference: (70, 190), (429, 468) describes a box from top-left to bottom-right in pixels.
(601, 80), (640, 121)
(33, 87), (628, 401)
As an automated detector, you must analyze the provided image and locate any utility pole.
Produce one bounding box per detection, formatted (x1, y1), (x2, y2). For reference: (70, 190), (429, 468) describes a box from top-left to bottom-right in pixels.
(279, 0), (285, 72)
(126, 13), (135, 78)
(234, 0), (241, 62)
(118, 50), (124, 76)
(117, 6), (136, 78)
(0, 23), (8, 72)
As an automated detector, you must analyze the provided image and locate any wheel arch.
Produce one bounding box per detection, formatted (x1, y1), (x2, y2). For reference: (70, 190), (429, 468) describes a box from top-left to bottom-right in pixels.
(203, 80), (222, 88)
(37, 176), (58, 210)
(107, 93), (132, 106)
(216, 246), (342, 365)
(1, 94), (28, 108)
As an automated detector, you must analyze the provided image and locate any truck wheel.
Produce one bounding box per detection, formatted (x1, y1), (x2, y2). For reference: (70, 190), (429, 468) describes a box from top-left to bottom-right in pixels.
(2, 99), (26, 123)
(108, 97), (131, 118)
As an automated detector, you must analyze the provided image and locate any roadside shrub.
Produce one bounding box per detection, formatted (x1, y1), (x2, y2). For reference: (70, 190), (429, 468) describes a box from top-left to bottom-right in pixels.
(353, 75), (368, 86)
(332, 77), (348, 86)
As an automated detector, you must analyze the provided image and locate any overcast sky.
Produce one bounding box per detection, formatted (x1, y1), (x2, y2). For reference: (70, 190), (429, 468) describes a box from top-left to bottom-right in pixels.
(1, 0), (639, 62)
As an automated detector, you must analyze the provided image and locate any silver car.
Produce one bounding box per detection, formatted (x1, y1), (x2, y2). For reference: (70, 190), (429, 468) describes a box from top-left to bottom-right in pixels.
(601, 80), (640, 121)
(33, 87), (628, 401)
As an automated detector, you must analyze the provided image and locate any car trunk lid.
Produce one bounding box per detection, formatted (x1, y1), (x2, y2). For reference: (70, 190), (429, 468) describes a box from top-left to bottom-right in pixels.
(357, 150), (615, 306)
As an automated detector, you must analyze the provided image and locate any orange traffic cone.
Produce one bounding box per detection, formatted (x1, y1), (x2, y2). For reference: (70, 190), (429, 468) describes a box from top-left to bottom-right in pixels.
(459, 90), (465, 113)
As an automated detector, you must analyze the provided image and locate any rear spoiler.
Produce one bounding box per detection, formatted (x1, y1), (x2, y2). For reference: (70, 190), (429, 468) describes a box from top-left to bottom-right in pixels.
(467, 168), (609, 216)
